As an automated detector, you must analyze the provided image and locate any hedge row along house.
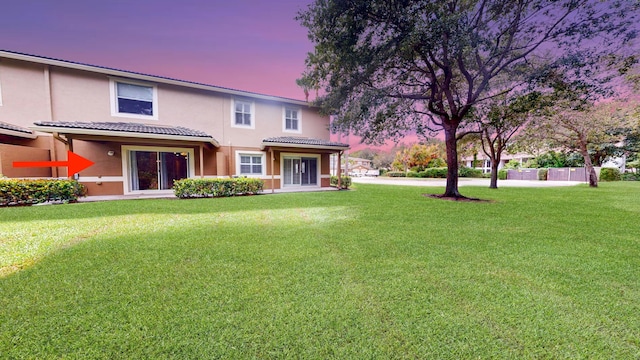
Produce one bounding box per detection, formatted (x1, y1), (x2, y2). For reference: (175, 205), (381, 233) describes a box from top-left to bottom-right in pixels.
(0, 50), (349, 195)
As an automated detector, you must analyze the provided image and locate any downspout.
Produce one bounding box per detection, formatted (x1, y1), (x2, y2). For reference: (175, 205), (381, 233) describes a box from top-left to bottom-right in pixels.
(44, 65), (59, 177)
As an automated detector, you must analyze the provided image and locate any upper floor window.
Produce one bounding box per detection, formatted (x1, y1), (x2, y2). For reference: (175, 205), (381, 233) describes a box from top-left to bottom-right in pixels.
(283, 107), (302, 133)
(110, 79), (158, 120)
(232, 99), (254, 128)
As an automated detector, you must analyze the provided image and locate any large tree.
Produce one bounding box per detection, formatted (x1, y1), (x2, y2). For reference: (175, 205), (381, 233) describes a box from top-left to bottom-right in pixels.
(298, 0), (638, 198)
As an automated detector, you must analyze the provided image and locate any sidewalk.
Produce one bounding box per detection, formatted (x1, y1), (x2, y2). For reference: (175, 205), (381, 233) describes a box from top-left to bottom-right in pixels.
(351, 176), (584, 188)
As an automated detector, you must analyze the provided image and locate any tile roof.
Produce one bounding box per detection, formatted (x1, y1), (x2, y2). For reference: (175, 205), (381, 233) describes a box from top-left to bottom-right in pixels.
(262, 136), (349, 148)
(0, 121), (33, 134)
(34, 121), (214, 138)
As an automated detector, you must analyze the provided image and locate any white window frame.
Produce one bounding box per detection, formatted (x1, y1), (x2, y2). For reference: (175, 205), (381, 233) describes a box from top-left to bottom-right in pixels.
(121, 145), (195, 195)
(282, 106), (302, 133)
(110, 78), (158, 120)
(280, 153), (321, 187)
(235, 150), (265, 177)
(231, 98), (255, 129)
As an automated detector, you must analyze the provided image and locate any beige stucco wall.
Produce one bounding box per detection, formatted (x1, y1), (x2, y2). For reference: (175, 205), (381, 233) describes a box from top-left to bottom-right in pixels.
(0, 59), (51, 128)
(2, 57), (331, 147)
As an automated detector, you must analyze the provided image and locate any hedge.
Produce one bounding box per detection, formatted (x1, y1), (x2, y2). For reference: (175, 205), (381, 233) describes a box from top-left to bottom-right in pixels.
(173, 178), (264, 198)
(0, 179), (87, 206)
(330, 175), (352, 189)
(422, 167), (448, 178)
(599, 168), (621, 182)
(498, 169), (507, 180)
(386, 171), (406, 177)
(458, 166), (484, 178)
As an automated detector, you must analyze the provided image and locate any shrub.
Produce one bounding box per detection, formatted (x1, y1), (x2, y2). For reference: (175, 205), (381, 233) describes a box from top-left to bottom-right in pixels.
(503, 159), (522, 170)
(406, 171), (421, 178)
(386, 171), (406, 177)
(330, 175), (352, 189)
(599, 168), (621, 182)
(498, 169), (507, 180)
(0, 179), (86, 206)
(422, 167), (448, 178)
(458, 166), (484, 178)
(173, 178), (264, 198)
(622, 172), (640, 181)
(537, 168), (549, 181)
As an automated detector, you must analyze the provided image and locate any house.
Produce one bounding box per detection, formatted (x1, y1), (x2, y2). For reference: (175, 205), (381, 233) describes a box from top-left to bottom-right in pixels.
(0, 50), (349, 195)
(461, 152), (534, 173)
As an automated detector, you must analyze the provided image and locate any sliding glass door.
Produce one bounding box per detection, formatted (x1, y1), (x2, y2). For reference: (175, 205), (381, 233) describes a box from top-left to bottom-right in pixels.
(283, 156), (318, 187)
(129, 150), (189, 191)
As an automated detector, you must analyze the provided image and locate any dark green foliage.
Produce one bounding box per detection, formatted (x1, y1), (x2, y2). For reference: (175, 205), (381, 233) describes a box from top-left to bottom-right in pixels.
(599, 168), (622, 182)
(498, 169), (508, 180)
(622, 172), (640, 181)
(0, 179), (86, 206)
(330, 175), (351, 189)
(386, 171), (406, 177)
(423, 167), (448, 178)
(173, 178), (264, 198)
(535, 151), (584, 168)
(406, 172), (421, 178)
(458, 166), (484, 178)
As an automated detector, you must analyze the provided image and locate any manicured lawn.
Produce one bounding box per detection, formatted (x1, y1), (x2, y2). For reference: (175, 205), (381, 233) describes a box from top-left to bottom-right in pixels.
(1, 183), (639, 358)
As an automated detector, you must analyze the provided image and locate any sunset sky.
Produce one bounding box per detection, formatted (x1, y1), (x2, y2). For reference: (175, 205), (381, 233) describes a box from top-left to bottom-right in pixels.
(1, 0), (315, 100)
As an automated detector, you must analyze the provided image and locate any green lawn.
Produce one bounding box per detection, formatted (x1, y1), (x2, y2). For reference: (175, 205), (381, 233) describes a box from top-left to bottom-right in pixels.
(1, 183), (639, 358)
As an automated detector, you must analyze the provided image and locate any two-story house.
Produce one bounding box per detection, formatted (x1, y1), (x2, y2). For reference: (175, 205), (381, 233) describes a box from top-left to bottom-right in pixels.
(0, 50), (349, 195)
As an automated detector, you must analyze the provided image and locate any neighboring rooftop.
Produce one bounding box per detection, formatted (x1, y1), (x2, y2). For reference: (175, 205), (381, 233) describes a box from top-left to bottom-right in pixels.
(0, 50), (310, 106)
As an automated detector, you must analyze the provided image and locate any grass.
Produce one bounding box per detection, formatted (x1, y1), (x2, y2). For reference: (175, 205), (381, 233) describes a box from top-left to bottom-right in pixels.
(1, 183), (639, 358)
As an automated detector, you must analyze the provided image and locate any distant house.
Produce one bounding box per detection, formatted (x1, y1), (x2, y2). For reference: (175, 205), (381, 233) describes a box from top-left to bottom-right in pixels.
(461, 153), (534, 173)
(0, 50), (349, 195)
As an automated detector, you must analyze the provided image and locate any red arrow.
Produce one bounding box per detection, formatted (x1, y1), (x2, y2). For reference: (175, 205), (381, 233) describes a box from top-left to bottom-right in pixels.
(13, 150), (95, 177)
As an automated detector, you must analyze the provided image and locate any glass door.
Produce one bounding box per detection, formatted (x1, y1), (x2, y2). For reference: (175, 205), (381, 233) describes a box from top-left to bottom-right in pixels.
(301, 157), (317, 186)
(283, 158), (301, 186)
(130, 151), (189, 191)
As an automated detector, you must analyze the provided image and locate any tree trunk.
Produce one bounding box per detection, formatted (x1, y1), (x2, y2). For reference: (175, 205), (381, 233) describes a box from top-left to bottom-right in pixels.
(579, 142), (598, 187)
(443, 123), (462, 197)
(489, 159), (500, 189)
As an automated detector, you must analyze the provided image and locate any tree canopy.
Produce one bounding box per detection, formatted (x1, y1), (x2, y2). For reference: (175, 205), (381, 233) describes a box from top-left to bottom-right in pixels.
(298, 0), (639, 197)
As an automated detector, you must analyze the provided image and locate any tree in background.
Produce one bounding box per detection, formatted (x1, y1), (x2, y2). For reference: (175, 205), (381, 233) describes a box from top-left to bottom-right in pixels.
(392, 143), (445, 172)
(521, 92), (635, 187)
(298, 0), (638, 198)
(474, 92), (542, 188)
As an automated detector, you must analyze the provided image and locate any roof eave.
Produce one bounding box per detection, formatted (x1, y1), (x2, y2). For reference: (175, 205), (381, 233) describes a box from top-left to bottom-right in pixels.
(261, 141), (349, 151)
(31, 125), (219, 147)
(0, 128), (37, 139)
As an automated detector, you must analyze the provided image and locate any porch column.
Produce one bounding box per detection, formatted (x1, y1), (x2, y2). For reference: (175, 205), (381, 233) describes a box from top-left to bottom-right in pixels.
(270, 147), (275, 194)
(199, 145), (204, 178)
(337, 151), (342, 189)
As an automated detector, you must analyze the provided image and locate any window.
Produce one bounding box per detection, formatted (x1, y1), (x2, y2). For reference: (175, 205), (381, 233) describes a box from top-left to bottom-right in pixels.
(240, 155), (262, 174)
(283, 107), (302, 133)
(232, 99), (254, 128)
(110, 79), (158, 119)
(236, 151), (265, 177)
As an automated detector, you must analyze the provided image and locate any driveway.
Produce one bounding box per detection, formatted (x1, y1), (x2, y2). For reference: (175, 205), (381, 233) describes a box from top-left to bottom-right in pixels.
(351, 176), (584, 187)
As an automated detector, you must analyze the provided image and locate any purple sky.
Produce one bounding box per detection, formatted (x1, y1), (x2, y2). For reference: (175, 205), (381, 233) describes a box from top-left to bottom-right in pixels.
(0, 0), (315, 100)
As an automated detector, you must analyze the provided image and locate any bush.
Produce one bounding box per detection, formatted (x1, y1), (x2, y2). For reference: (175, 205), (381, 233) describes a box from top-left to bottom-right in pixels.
(498, 169), (507, 180)
(422, 167), (448, 178)
(406, 171), (422, 178)
(386, 171), (406, 177)
(622, 172), (640, 181)
(0, 179), (87, 206)
(599, 168), (622, 182)
(458, 166), (484, 178)
(330, 175), (352, 189)
(173, 178), (264, 198)
(537, 168), (549, 181)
